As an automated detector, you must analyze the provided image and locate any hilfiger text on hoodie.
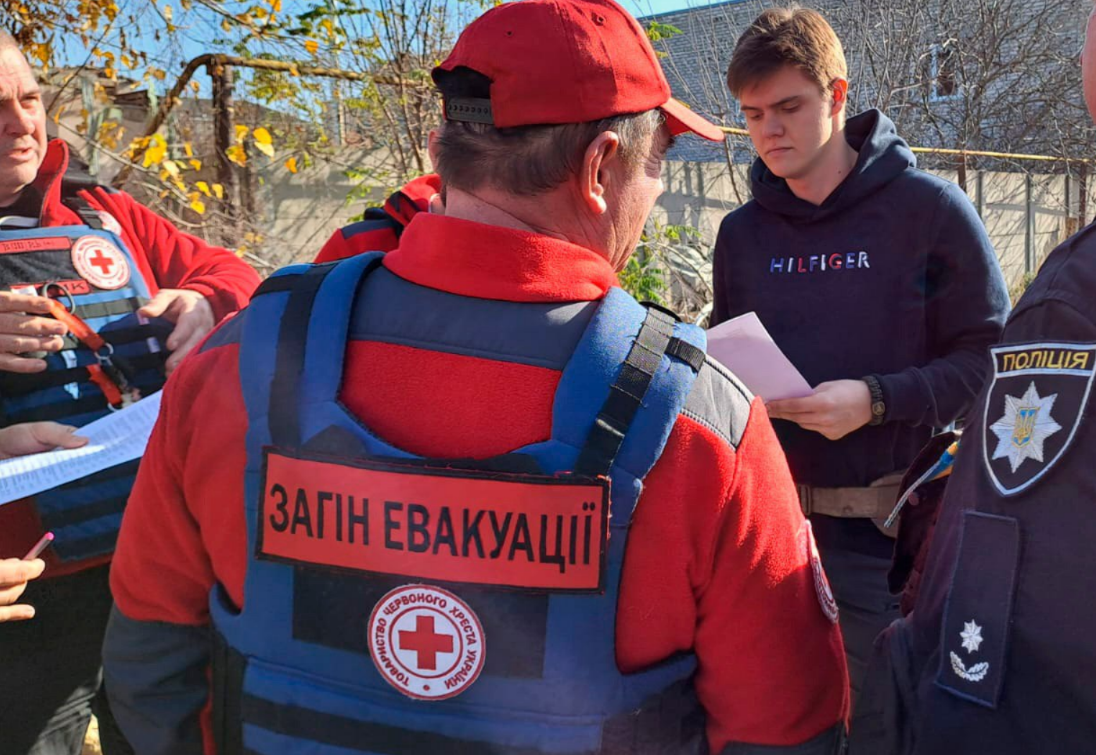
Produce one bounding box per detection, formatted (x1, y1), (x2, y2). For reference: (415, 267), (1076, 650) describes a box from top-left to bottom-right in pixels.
(769, 251), (870, 274)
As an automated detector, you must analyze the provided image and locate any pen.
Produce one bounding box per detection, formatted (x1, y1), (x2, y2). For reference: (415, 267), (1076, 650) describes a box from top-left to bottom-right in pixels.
(23, 532), (54, 560)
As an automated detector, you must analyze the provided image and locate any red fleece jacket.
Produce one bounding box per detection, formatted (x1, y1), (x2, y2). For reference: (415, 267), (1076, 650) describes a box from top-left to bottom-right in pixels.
(0, 139), (260, 576)
(314, 174), (441, 263)
(112, 213), (848, 753)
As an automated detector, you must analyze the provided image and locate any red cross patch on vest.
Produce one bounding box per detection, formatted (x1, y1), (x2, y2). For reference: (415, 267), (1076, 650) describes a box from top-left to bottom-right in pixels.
(71, 235), (131, 290)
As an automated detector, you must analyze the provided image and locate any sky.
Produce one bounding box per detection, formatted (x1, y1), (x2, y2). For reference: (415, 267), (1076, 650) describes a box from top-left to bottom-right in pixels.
(52, 0), (714, 102)
(626, 0), (706, 18)
(58, 0), (709, 67)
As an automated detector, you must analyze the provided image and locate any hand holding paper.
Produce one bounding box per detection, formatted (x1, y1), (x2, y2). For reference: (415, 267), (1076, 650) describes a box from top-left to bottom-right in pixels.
(766, 379), (874, 440)
(0, 391), (163, 506)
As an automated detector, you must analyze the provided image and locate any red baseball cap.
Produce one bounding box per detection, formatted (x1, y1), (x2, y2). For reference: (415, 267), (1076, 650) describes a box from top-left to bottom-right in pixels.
(433, 0), (724, 141)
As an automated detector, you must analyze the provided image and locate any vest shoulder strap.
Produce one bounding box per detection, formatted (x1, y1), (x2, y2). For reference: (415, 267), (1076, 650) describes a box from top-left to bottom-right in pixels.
(60, 161), (108, 230)
(264, 254), (385, 448)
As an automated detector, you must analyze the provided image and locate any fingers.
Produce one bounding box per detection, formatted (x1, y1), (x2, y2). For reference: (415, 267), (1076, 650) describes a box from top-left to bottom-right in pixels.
(138, 290), (174, 320)
(0, 292), (55, 315)
(0, 352), (49, 373)
(0, 312), (67, 339)
(0, 422), (87, 458)
(0, 604), (36, 622)
(0, 558), (44, 620)
(30, 423), (89, 451)
(0, 310), (66, 375)
(0, 558), (44, 589)
(0, 579), (29, 608)
(165, 328), (204, 374)
(165, 297), (213, 370)
(766, 395), (821, 417)
(165, 306), (200, 353)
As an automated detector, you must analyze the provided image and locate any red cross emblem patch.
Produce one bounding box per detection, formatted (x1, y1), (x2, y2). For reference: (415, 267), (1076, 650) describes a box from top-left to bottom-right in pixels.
(368, 584), (486, 700)
(72, 235), (130, 290)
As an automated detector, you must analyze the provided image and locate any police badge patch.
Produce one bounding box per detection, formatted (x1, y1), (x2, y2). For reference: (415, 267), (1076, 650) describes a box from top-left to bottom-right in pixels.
(983, 342), (1096, 496)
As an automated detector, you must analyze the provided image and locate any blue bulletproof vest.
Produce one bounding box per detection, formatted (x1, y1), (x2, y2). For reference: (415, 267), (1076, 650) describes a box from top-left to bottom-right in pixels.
(0, 198), (169, 563)
(210, 253), (712, 755)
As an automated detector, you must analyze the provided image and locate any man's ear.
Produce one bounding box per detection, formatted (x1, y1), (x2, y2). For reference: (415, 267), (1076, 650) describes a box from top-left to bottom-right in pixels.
(830, 78), (849, 117)
(580, 131), (621, 216)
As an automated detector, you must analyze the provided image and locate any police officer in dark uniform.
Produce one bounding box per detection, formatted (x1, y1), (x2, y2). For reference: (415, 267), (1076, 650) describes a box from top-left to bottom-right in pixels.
(852, 5), (1096, 752)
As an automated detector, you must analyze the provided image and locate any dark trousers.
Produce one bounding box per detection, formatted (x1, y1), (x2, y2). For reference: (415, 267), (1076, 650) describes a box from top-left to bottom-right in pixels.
(0, 565), (134, 755)
(813, 516), (901, 703)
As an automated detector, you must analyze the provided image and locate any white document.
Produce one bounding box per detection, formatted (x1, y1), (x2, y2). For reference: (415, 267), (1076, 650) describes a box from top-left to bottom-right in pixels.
(0, 391), (163, 506)
(706, 312), (814, 401)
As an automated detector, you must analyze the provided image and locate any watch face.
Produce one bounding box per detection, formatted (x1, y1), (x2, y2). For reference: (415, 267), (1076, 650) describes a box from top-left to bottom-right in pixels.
(873, 402), (886, 416)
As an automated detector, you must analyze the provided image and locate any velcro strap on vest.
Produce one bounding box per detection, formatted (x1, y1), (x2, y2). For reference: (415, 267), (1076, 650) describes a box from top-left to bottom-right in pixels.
(797, 474), (904, 519)
(0, 353), (167, 396)
(61, 193), (104, 230)
(573, 307), (676, 478)
(71, 297), (145, 321)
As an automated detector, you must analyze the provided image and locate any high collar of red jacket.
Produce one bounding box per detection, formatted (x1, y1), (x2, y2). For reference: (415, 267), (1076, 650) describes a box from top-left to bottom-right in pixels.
(25, 139), (84, 228)
(382, 213), (621, 303)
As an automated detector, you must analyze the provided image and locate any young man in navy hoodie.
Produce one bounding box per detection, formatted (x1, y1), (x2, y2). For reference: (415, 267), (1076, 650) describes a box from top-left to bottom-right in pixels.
(710, 7), (1010, 697)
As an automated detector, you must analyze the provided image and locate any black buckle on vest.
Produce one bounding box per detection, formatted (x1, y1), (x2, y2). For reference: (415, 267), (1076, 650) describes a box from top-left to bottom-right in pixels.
(61, 194), (104, 230)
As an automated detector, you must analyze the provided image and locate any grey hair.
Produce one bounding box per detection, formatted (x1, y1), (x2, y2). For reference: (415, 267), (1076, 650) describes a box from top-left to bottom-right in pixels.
(433, 67), (664, 197)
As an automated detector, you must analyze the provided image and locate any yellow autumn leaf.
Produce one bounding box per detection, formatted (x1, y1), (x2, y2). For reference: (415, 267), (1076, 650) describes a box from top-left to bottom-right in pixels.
(226, 144), (247, 166)
(190, 198), (206, 215)
(152, 68), (166, 81)
(212, 183), (225, 199)
(221, 18), (232, 32)
(234, 124), (249, 142)
(284, 156), (298, 173)
(190, 80), (200, 93)
(304, 39), (319, 55)
(254, 141), (274, 158)
(196, 181), (211, 196)
(161, 159), (180, 177)
(188, 159), (202, 171)
(253, 127), (272, 145)
(269, 0), (282, 10)
(142, 133), (167, 167)
(183, 142), (193, 157)
(31, 43), (50, 66)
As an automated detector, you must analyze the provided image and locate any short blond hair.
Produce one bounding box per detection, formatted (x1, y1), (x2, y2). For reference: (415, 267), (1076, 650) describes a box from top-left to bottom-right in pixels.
(726, 8), (847, 97)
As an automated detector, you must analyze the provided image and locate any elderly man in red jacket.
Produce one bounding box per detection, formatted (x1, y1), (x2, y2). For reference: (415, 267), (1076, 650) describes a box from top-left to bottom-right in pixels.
(0, 31), (260, 755)
(103, 1), (849, 754)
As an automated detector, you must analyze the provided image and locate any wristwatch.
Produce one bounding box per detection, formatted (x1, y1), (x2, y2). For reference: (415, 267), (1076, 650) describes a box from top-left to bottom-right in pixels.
(863, 375), (886, 426)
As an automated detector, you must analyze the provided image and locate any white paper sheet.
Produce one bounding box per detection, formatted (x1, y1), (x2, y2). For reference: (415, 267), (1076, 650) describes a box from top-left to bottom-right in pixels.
(706, 312), (814, 401)
(0, 391), (163, 506)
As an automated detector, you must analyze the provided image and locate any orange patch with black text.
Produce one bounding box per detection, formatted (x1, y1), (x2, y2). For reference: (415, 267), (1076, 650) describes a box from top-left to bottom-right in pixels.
(0, 236), (73, 254)
(258, 449), (611, 592)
